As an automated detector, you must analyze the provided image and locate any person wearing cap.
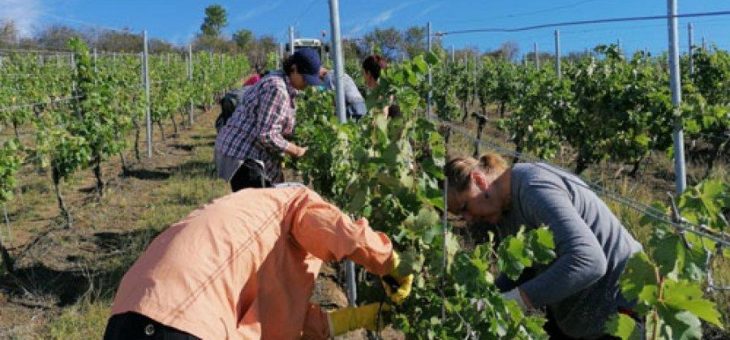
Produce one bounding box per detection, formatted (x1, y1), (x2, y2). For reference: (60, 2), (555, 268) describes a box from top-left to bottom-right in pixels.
(215, 48), (323, 191)
(103, 186), (414, 339)
(319, 67), (367, 120)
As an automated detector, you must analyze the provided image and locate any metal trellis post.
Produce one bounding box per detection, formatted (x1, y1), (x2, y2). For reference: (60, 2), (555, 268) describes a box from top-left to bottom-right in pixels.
(289, 26), (295, 55)
(328, 0), (353, 304)
(143, 30), (152, 158)
(667, 0), (686, 193)
(534, 42), (540, 69)
(427, 21), (432, 117)
(688, 23), (694, 75)
(555, 30), (561, 78)
(329, 0), (347, 124)
(188, 44), (194, 125)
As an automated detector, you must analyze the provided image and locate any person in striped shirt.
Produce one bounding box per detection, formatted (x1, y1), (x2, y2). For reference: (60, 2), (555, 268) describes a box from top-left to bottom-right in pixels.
(215, 48), (322, 191)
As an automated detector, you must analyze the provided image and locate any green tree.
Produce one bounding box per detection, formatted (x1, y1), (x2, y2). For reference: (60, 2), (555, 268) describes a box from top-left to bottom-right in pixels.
(402, 26), (426, 58)
(233, 29), (253, 50)
(200, 4), (228, 37)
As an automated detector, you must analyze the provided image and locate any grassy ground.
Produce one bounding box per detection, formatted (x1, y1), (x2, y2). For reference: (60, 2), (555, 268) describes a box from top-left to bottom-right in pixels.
(0, 109), (231, 339)
(0, 107), (373, 340)
(0, 103), (726, 338)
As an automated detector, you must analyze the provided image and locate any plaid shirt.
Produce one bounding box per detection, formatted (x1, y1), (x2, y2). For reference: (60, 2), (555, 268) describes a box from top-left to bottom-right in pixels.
(215, 72), (298, 182)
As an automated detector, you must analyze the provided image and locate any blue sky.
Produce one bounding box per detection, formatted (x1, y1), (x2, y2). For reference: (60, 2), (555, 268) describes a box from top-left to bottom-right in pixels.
(1, 0), (728, 57)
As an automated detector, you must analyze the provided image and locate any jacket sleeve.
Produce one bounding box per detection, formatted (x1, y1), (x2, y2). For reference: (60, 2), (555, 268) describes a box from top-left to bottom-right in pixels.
(518, 180), (608, 307)
(290, 191), (394, 276)
(256, 82), (290, 152)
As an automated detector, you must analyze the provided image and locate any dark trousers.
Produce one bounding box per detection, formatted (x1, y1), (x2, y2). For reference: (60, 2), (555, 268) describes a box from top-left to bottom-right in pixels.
(103, 312), (200, 340)
(229, 160), (282, 192)
(544, 309), (620, 340)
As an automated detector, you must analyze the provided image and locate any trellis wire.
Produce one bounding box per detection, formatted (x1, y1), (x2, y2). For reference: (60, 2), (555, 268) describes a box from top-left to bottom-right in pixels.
(434, 118), (730, 248)
(0, 96), (82, 113)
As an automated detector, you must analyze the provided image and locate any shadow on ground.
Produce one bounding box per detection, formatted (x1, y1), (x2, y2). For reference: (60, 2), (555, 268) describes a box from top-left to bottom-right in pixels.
(0, 228), (161, 308)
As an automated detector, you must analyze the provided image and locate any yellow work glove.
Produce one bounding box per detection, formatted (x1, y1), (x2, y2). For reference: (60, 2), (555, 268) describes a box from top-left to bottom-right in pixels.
(326, 303), (390, 336)
(381, 251), (414, 305)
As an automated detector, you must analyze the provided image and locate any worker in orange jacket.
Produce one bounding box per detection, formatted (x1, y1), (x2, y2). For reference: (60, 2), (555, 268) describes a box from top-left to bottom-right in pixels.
(103, 186), (413, 339)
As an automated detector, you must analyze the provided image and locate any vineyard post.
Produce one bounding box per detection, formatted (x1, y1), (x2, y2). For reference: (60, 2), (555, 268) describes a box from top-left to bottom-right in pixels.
(427, 21), (432, 117)
(667, 0), (686, 193)
(688, 23), (694, 75)
(55, 54), (60, 67)
(188, 44), (194, 125)
(701, 36), (706, 51)
(37, 54), (42, 66)
(533, 42), (540, 69)
(441, 176), (448, 321)
(143, 30), (153, 158)
(93, 48), (97, 73)
(3, 205), (10, 244)
(278, 43), (284, 68)
(328, 0), (354, 305)
(288, 26), (295, 55)
(554, 29), (561, 78)
(328, 0), (347, 124)
(451, 45), (455, 64)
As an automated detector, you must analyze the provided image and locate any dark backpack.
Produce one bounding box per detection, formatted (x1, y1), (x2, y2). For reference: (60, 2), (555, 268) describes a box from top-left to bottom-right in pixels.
(216, 87), (249, 131)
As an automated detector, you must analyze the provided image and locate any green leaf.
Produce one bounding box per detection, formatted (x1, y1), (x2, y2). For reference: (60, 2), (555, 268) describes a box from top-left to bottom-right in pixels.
(662, 279), (723, 327)
(425, 51), (440, 66)
(605, 314), (642, 340)
(620, 252), (659, 304)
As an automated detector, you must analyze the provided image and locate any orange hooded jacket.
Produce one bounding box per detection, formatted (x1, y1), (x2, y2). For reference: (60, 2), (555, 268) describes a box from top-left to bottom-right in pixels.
(111, 187), (394, 339)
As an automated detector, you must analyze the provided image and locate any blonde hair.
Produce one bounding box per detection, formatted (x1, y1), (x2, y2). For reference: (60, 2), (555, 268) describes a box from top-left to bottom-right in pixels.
(445, 152), (508, 192)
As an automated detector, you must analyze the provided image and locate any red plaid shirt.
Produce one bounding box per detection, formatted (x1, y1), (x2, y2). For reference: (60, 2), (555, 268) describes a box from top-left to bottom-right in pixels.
(215, 72), (298, 181)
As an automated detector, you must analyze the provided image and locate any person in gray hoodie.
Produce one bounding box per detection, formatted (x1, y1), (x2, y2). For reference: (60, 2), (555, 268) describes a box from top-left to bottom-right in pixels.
(445, 152), (642, 339)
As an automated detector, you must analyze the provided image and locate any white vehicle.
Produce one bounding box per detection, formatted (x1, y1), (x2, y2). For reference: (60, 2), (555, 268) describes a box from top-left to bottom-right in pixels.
(286, 38), (330, 60)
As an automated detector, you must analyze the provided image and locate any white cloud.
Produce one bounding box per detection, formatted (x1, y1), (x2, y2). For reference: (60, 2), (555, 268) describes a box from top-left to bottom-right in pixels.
(235, 1), (282, 23)
(416, 3), (441, 19)
(347, 2), (413, 36)
(0, 0), (42, 37)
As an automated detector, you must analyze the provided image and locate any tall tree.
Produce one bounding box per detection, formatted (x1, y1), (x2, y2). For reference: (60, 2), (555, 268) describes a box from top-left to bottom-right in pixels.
(232, 29), (253, 50)
(0, 21), (19, 47)
(200, 4), (228, 37)
(363, 27), (402, 59)
(402, 26), (426, 58)
(36, 25), (85, 50)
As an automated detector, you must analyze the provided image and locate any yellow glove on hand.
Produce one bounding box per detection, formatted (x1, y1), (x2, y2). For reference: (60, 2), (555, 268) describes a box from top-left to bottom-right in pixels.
(381, 251), (414, 305)
(326, 303), (390, 336)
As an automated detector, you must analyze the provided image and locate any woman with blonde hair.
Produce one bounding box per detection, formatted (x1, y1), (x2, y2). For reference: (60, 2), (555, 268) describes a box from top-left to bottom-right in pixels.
(445, 153), (642, 339)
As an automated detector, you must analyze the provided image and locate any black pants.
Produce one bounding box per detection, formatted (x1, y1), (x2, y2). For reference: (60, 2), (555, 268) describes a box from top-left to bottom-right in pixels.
(103, 312), (200, 340)
(544, 309), (620, 340)
(229, 160), (282, 192)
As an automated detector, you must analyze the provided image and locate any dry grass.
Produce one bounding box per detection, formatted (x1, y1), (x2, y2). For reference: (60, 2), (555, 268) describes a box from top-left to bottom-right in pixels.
(0, 108), (229, 339)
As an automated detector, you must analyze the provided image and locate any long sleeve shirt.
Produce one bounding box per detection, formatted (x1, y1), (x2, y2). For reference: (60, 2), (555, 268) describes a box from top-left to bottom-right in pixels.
(111, 187), (394, 339)
(497, 163), (642, 339)
(322, 71), (367, 119)
(215, 72), (298, 182)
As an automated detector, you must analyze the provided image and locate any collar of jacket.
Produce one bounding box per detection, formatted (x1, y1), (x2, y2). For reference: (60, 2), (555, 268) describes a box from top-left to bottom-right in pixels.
(269, 70), (300, 100)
